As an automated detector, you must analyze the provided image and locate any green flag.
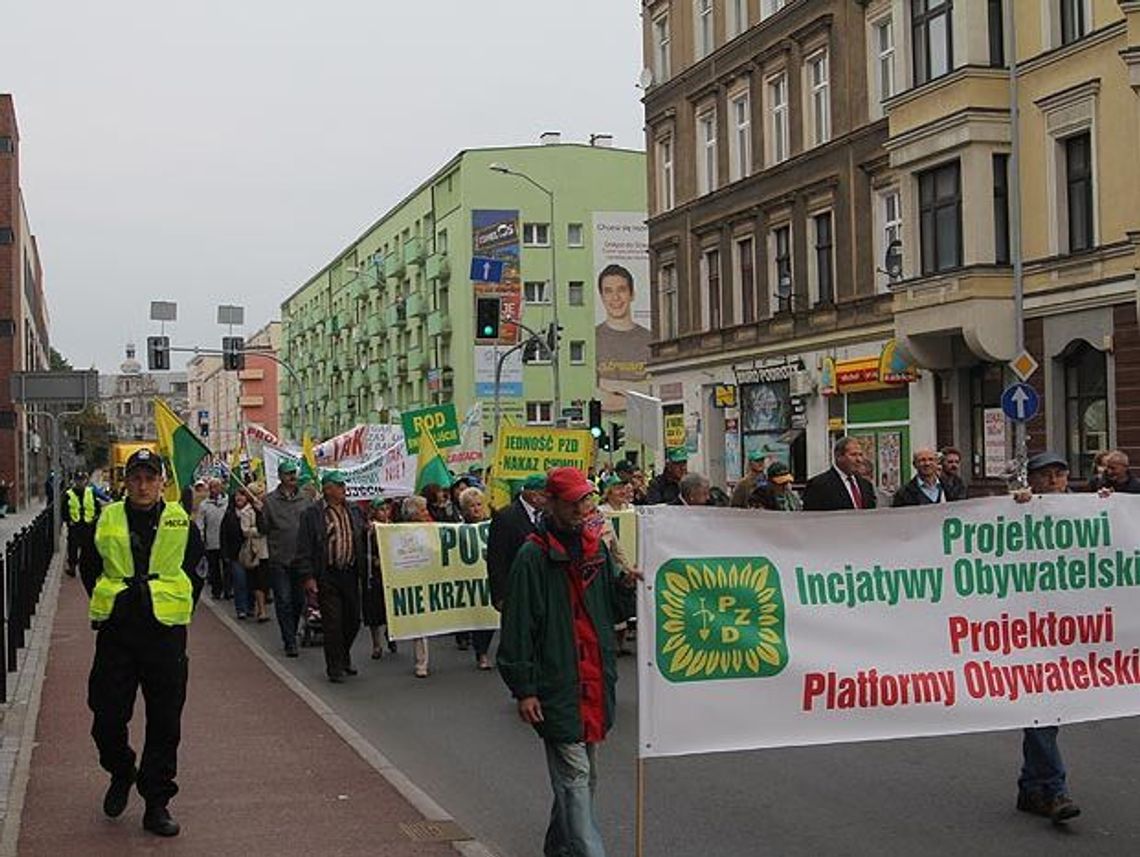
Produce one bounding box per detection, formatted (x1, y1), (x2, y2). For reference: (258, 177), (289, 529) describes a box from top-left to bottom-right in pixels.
(415, 427), (452, 491)
(154, 398), (211, 500)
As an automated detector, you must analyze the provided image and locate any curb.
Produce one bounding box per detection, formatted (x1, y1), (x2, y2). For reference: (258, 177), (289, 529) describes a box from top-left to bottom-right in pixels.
(203, 598), (501, 857)
(0, 554), (65, 857)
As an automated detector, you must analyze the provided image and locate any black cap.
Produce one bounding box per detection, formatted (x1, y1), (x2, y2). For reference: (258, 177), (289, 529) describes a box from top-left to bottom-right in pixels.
(615, 459), (634, 474)
(1027, 451), (1068, 473)
(73, 470), (88, 480)
(125, 448), (164, 476)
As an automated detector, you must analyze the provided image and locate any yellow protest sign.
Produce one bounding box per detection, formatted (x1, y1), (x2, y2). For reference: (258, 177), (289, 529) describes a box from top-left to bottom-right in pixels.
(605, 508), (638, 568)
(376, 522), (499, 640)
(489, 426), (593, 509)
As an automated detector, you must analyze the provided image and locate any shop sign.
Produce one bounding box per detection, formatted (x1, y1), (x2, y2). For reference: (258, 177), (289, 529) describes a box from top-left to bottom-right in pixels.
(983, 408), (1008, 478)
(713, 385), (737, 408)
(658, 382), (684, 401)
(821, 340), (920, 396)
(664, 413), (686, 448)
(734, 361), (802, 385)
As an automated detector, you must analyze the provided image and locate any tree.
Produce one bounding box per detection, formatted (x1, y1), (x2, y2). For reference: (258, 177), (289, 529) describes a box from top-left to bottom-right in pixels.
(63, 406), (113, 472)
(49, 347), (73, 371)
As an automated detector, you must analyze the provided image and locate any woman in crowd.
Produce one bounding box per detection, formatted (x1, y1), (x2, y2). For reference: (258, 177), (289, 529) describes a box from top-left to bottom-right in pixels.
(363, 497), (398, 659)
(401, 495), (435, 678)
(220, 491), (250, 619)
(596, 475), (639, 654)
(239, 483), (271, 622)
(457, 486), (494, 670)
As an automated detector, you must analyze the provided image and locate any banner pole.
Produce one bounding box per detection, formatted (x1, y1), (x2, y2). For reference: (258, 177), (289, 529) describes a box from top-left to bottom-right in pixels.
(635, 756), (645, 857)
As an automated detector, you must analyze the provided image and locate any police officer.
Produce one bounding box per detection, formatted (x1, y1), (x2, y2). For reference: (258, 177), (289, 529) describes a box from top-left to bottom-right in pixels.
(63, 470), (99, 579)
(86, 448), (204, 837)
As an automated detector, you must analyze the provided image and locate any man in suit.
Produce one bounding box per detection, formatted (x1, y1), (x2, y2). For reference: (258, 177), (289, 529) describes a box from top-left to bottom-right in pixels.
(296, 470), (368, 683)
(488, 474), (547, 610)
(892, 447), (964, 507)
(802, 437), (877, 511)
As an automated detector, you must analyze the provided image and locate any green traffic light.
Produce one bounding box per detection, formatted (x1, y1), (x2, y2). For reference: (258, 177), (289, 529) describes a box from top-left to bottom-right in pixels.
(590, 427), (602, 438)
(482, 325), (493, 336)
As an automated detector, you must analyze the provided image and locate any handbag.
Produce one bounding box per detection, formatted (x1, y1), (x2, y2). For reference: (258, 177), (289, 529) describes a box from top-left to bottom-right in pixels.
(238, 537), (259, 570)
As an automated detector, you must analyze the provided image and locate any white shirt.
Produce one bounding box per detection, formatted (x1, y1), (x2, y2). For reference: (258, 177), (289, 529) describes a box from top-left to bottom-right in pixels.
(520, 496), (540, 526)
(833, 466), (864, 508)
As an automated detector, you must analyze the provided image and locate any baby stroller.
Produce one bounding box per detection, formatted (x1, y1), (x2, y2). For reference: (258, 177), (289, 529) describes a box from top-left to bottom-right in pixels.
(299, 590), (324, 648)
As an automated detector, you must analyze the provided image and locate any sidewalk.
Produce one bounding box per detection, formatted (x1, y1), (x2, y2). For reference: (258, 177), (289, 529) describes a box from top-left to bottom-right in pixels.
(15, 575), (469, 856)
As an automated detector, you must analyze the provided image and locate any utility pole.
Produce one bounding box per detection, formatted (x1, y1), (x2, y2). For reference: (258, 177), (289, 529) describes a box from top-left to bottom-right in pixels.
(1006, 1), (1028, 488)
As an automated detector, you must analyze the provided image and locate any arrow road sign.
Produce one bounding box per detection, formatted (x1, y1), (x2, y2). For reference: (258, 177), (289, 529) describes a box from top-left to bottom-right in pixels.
(1001, 382), (1039, 423)
(470, 257), (504, 284)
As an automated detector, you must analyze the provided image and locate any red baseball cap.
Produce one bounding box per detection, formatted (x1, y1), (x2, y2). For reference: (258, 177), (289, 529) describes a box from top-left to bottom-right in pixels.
(545, 467), (596, 502)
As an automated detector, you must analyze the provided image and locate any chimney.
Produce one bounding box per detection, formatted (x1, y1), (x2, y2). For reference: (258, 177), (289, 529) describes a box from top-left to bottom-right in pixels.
(539, 131), (562, 146)
(590, 134), (614, 148)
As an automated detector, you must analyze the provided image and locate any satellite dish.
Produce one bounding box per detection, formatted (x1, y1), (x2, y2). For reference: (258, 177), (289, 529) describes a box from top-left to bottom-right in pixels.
(637, 68), (655, 90)
(884, 239), (903, 281)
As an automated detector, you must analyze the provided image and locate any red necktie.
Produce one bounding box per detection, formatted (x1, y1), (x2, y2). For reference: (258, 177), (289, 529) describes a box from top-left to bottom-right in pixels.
(848, 476), (864, 509)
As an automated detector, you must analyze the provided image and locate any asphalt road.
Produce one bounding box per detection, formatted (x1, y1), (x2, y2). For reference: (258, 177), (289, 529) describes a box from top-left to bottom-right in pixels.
(228, 603), (1140, 857)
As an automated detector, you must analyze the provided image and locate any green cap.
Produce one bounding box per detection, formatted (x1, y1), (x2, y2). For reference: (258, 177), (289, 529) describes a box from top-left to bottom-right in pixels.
(522, 474), (548, 491)
(320, 469), (347, 486)
(600, 474), (623, 493)
(747, 449), (766, 462)
(666, 447), (689, 463)
(277, 459), (299, 475)
(370, 496), (387, 509)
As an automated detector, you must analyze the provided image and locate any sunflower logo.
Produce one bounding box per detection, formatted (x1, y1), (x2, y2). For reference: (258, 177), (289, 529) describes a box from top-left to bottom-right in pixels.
(655, 558), (787, 683)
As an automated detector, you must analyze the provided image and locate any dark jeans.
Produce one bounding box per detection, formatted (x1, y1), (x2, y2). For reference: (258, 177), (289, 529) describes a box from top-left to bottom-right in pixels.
(318, 568), (361, 677)
(472, 629), (495, 658)
(67, 521), (95, 571)
(206, 549), (225, 598)
(1019, 726), (1067, 798)
(269, 561), (304, 650)
(87, 622), (188, 807)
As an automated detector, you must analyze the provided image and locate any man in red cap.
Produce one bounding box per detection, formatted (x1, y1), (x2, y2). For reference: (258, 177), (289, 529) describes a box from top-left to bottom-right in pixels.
(498, 466), (633, 857)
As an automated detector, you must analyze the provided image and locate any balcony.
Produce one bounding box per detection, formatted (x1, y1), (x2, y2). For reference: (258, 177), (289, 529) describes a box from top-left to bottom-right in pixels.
(406, 292), (427, 319)
(365, 314), (383, 337)
(349, 278), (370, 301)
(385, 250), (406, 279)
(406, 347), (427, 373)
(403, 236), (427, 266)
(367, 363), (385, 385)
(387, 354), (407, 378)
(425, 252), (451, 281)
(385, 303), (407, 328)
(426, 308), (452, 337)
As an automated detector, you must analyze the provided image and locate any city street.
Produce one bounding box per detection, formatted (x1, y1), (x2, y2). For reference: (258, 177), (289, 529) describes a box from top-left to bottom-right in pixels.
(228, 605), (1140, 857)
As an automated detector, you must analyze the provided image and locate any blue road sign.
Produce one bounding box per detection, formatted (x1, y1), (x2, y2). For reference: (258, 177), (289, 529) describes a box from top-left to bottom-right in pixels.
(1001, 382), (1039, 422)
(470, 257), (504, 283)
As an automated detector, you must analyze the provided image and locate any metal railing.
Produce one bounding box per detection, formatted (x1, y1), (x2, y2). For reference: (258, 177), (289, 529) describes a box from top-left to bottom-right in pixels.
(0, 509), (57, 703)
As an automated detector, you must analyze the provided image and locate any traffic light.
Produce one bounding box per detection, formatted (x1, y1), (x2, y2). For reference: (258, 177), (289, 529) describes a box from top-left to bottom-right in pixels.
(475, 296), (502, 341)
(544, 322), (563, 356)
(146, 336), (170, 371)
(222, 336), (245, 371)
(588, 398), (603, 440)
(610, 422), (625, 452)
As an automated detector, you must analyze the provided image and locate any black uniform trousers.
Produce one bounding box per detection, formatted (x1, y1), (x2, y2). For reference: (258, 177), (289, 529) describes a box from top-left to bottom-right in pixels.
(66, 521), (95, 571)
(318, 567), (361, 678)
(87, 615), (188, 807)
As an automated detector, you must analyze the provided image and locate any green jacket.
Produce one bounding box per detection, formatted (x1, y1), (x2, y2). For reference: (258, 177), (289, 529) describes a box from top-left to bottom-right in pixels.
(498, 524), (621, 744)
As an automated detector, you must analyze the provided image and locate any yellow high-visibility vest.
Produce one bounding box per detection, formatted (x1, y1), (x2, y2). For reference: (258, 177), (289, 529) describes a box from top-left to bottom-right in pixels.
(89, 501), (193, 627)
(67, 486), (97, 523)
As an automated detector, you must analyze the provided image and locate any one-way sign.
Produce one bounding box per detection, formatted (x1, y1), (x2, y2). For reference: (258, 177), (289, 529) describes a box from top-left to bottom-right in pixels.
(470, 257), (504, 284)
(1000, 382), (1039, 423)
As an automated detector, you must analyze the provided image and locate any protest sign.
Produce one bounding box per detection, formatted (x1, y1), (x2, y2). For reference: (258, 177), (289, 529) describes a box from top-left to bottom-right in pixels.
(637, 496), (1140, 759)
(607, 508), (638, 568)
(377, 522), (499, 640)
(492, 426), (591, 479)
(313, 424), (404, 464)
(264, 442), (415, 497)
(402, 404), (461, 454)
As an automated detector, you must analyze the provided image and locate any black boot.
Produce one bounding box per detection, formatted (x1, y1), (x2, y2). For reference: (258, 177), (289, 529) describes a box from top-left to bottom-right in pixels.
(102, 767), (136, 818)
(142, 804), (181, 837)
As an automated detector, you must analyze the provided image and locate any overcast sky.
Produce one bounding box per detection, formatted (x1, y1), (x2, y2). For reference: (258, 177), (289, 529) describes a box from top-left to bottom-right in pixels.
(3, 1), (645, 373)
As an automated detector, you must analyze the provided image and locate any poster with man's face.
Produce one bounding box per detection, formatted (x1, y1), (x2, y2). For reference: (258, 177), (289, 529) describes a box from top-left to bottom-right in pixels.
(593, 212), (651, 414)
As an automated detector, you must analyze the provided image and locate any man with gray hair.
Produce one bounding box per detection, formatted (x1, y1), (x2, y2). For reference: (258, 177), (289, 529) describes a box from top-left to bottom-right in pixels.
(803, 436), (877, 511)
(1096, 450), (1140, 494)
(673, 472), (711, 507)
(892, 447), (963, 507)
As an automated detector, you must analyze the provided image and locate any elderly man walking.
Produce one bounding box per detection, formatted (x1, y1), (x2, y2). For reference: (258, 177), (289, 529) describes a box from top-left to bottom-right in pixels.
(257, 460), (312, 657)
(199, 478), (229, 599)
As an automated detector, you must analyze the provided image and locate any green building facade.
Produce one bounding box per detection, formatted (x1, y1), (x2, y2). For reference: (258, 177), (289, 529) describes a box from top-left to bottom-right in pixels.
(280, 142), (647, 444)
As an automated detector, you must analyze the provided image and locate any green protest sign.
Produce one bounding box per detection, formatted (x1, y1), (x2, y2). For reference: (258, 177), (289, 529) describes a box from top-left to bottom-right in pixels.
(402, 403), (460, 454)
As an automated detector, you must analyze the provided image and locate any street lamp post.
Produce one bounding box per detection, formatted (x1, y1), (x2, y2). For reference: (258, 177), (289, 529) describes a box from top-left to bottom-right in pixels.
(489, 164), (562, 423)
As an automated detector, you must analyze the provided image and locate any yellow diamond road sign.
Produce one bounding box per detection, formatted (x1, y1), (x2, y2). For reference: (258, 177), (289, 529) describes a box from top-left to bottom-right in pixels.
(1009, 351), (1039, 382)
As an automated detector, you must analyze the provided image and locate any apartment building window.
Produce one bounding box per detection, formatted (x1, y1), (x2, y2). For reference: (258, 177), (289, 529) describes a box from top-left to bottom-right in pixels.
(657, 135), (675, 212)
(437, 229), (448, 254)
(729, 90), (752, 182)
(569, 341), (586, 364)
(912, 0), (953, 86)
(697, 109), (718, 195)
(993, 154), (1010, 264)
(1065, 133), (1094, 253)
(523, 223), (550, 246)
(524, 280), (551, 304)
(768, 73), (789, 165)
(918, 161), (962, 274)
(873, 17), (895, 106)
(526, 401), (554, 425)
(735, 237), (756, 324)
(653, 12), (671, 81)
(761, 0), (788, 19)
(567, 223), (584, 247)
(568, 281), (585, 306)
(701, 248), (722, 331)
(1060, 0), (1087, 45)
(659, 263), (678, 339)
(1064, 341), (1107, 477)
(877, 188), (902, 292)
(728, 0), (748, 37)
(811, 212), (835, 305)
(988, 0), (1005, 66)
(522, 339), (551, 364)
(695, 0), (714, 60)
(806, 50), (831, 147)
(771, 225), (793, 312)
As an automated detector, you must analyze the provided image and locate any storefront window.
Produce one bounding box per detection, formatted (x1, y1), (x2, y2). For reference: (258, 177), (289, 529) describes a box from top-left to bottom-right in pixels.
(969, 363), (1005, 480)
(1063, 341), (1107, 478)
(740, 381), (791, 469)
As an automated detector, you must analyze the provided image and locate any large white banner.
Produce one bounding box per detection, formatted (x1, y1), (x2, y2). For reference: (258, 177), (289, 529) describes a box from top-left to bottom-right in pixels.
(264, 442), (415, 497)
(637, 496), (1140, 758)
